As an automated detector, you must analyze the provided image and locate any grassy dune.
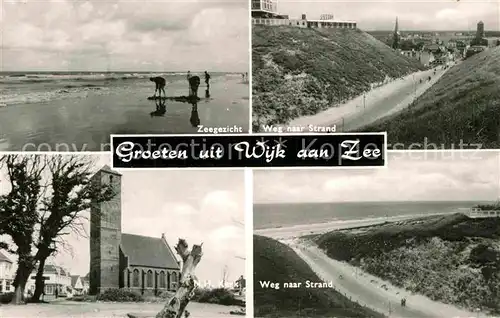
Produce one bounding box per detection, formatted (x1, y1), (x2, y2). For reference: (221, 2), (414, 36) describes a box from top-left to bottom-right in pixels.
(313, 214), (500, 314)
(362, 46), (500, 148)
(252, 25), (426, 131)
(253, 235), (385, 318)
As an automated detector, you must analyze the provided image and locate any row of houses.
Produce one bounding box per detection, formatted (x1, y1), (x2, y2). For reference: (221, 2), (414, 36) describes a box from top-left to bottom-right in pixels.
(0, 251), (89, 297)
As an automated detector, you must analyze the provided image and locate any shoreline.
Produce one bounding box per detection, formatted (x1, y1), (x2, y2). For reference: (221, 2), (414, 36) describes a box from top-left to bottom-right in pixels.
(254, 211), (457, 239)
(0, 78), (249, 151)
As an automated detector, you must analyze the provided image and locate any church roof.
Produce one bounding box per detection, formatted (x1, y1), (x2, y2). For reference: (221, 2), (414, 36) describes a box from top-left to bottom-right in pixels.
(120, 233), (180, 270)
(0, 250), (12, 263)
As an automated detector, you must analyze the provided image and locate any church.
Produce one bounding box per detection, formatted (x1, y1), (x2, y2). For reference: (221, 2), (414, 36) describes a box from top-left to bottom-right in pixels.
(89, 165), (181, 296)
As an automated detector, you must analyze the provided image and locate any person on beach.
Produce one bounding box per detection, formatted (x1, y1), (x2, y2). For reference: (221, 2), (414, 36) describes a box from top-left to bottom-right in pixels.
(150, 76), (166, 98)
(187, 71), (192, 95)
(204, 71), (210, 87)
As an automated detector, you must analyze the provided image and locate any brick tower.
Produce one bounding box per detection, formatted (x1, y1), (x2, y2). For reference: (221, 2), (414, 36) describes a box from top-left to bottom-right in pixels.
(89, 165), (122, 295)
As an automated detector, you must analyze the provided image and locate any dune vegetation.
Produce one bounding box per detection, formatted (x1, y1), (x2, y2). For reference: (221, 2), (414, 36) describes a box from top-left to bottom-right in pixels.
(253, 235), (385, 317)
(252, 25), (425, 131)
(313, 214), (500, 314)
(361, 46), (500, 148)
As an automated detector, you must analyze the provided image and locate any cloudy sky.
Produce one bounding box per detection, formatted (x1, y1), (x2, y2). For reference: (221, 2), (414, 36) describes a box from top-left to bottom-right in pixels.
(277, 0), (499, 31)
(0, 154), (246, 285)
(2, 0), (249, 72)
(255, 151), (500, 203)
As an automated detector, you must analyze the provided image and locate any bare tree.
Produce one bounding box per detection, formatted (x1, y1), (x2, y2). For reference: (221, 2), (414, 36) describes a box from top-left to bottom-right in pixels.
(0, 154), (115, 304)
(0, 155), (46, 304)
(31, 155), (115, 302)
(155, 239), (203, 318)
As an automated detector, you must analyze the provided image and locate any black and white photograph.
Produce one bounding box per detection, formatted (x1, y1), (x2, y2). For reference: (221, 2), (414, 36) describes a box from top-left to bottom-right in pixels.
(251, 0), (500, 150)
(0, 0), (250, 152)
(0, 154), (246, 317)
(253, 151), (500, 317)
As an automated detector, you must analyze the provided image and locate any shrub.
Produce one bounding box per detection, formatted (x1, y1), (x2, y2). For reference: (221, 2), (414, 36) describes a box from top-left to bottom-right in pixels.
(0, 292), (14, 304)
(192, 288), (244, 306)
(96, 288), (143, 302)
(68, 295), (96, 302)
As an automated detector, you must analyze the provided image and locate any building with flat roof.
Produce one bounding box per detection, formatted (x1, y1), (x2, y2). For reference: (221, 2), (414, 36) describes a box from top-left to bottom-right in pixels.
(252, 12), (357, 29)
(252, 0), (278, 17)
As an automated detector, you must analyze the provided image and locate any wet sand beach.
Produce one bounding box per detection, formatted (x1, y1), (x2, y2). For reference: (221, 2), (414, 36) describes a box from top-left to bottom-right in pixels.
(0, 74), (249, 151)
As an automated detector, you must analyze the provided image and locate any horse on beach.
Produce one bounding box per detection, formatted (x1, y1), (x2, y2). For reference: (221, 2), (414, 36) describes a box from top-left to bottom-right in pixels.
(150, 76), (166, 98)
(189, 76), (201, 97)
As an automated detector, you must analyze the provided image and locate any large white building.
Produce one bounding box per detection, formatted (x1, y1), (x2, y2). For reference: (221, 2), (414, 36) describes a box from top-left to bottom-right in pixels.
(251, 0), (278, 15)
(0, 251), (13, 294)
(25, 264), (72, 297)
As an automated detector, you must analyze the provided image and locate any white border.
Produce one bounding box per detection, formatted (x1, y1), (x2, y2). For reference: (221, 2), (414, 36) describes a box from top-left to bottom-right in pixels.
(109, 132), (388, 170)
(244, 168), (254, 318)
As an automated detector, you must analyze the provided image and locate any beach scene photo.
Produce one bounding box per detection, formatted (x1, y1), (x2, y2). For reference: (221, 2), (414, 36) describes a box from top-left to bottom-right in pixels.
(0, 154), (246, 317)
(253, 151), (500, 317)
(1, 0), (249, 151)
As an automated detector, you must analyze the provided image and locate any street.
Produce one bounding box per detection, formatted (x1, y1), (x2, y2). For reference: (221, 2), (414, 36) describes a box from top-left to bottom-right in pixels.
(287, 65), (451, 131)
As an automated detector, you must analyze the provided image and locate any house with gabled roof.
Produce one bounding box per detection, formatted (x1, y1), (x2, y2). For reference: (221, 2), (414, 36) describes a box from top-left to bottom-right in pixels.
(89, 166), (181, 296)
(25, 264), (72, 296)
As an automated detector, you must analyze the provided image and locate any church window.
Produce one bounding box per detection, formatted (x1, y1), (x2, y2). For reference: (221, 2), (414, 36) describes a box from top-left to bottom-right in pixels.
(147, 270), (153, 288)
(171, 272), (178, 289)
(133, 269), (140, 287)
(159, 271), (166, 288)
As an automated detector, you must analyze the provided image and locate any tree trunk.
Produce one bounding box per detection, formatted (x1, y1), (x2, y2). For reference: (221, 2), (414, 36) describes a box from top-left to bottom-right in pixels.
(32, 257), (47, 302)
(155, 239), (203, 318)
(10, 255), (35, 305)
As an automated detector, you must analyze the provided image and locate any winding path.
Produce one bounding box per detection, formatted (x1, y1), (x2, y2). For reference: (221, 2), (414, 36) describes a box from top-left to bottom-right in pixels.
(287, 239), (485, 318)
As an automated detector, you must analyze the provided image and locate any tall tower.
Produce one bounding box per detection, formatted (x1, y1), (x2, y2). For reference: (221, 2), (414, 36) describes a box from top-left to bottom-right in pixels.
(89, 165), (122, 295)
(476, 21), (485, 39)
(392, 17), (400, 49)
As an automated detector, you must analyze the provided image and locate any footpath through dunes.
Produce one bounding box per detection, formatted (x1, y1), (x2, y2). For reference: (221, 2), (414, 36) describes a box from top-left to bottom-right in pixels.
(253, 235), (385, 318)
(312, 213), (500, 316)
(252, 25), (426, 132)
(361, 46), (500, 149)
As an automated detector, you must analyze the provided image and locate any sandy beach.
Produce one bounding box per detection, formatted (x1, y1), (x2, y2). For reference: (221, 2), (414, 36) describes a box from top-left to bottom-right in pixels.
(254, 212), (455, 239)
(0, 74), (249, 151)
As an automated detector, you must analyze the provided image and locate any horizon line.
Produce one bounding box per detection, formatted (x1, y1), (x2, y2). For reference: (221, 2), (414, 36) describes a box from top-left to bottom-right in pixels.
(255, 199), (496, 204)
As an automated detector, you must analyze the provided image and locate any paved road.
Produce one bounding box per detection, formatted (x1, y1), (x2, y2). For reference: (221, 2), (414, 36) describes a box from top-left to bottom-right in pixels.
(337, 67), (448, 131)
(289, 241), (484, 318)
